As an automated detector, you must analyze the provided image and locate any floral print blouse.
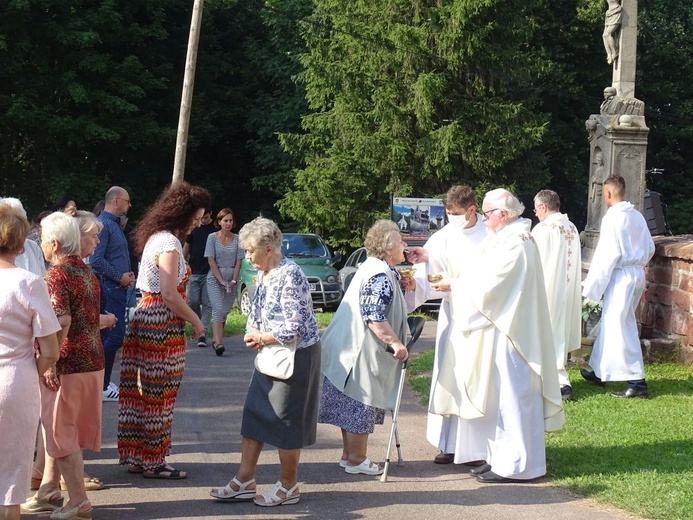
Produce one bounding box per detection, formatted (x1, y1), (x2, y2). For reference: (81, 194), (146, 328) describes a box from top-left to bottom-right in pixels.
(45, 255), (104, 375)
(247, 257), (319, 350)
(359, 262), (400, 323)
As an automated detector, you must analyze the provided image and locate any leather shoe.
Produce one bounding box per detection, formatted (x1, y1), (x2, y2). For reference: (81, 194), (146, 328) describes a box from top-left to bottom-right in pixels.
(560, 385), (573, 401)
(611, 388), (648, 399)
(434, 452), (454, 464)
(475, 470), (516, 483)
(580, 368), (605, 387)
(469, 463), (491, 475)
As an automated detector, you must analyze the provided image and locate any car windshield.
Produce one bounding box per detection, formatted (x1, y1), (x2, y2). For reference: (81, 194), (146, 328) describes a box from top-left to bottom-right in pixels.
(282, 235), (328, 258)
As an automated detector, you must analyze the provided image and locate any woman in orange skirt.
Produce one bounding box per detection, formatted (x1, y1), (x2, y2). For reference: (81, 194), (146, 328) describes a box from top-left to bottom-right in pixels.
(117, 182), (210, 479)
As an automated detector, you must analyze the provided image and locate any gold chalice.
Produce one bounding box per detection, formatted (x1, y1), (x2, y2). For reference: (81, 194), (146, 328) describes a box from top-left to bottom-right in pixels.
(397, 267), (416, 278)
(427, 273), (443, 283)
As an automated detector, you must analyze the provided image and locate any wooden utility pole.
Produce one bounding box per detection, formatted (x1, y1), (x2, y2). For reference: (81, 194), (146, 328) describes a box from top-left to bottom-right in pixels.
(172, 0), (204, 183)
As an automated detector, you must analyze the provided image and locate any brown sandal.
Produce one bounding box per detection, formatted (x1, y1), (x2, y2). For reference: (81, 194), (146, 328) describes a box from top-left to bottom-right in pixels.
(60, 477), (104, 491)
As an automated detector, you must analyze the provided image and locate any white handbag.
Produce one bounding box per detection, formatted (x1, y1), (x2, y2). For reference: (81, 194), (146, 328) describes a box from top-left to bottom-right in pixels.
(254, 340), (297, 380)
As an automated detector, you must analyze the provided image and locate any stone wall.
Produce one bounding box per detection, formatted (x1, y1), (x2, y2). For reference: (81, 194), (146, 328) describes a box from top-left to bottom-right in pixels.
(638, 235), (693, 363)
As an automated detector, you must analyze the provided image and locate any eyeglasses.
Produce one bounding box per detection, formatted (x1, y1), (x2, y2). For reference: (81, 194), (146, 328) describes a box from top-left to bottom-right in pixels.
(117, 197), (131, 206)
(482, 208), (501, 219)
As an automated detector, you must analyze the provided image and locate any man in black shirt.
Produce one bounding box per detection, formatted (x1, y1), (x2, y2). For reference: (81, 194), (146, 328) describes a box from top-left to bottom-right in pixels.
(183, 208), (216, 347)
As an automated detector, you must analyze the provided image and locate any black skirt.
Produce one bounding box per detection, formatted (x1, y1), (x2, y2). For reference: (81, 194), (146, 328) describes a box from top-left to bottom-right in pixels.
(241, 341), (321, 449)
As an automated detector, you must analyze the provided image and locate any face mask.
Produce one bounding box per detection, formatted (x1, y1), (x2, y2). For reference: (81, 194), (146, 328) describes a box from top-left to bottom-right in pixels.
(447, 212), (469, 229)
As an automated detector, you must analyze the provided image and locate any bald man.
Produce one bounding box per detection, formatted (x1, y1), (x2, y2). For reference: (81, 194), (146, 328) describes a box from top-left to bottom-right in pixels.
(91, 186), (135, 402)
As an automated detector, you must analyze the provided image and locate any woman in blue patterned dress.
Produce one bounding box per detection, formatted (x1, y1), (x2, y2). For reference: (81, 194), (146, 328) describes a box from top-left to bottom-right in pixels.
(210, 217), (320, 507)
(318, 219), (411, 476)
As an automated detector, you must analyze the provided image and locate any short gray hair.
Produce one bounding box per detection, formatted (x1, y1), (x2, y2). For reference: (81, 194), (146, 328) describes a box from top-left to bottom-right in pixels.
(41, 211), (81, 256)
(364, 219), (399, 259)
(0, 197), (27, 219)
(534, 190), (560, 211)
(239, 216), (282, 250)
(484, 188), (525, 219)
(74, 210), (103, 236)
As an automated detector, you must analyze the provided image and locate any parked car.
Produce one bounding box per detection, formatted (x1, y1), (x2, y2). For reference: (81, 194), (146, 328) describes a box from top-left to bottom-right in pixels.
(237, 233), (343, 315)
(339, 244), (441, 311)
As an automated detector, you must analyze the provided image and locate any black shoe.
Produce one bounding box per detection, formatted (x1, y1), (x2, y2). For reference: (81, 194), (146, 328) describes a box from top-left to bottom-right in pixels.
(213, 343), (225, 356)
(560, 385), (573, 401)
(611, 388), (648, 399)
(469, 463), (491, 475)
(580, 368), (605, 387)
(475, 470), (516, 483)
(197, 336), (208, 348)
(434, 452), (454, 464)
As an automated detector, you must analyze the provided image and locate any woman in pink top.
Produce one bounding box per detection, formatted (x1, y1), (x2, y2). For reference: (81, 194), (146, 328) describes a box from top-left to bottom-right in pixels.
(0, 206), (60, 520)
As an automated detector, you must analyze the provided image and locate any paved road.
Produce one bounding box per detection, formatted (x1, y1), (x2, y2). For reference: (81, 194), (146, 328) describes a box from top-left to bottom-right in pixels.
(48, 322), (638, 520)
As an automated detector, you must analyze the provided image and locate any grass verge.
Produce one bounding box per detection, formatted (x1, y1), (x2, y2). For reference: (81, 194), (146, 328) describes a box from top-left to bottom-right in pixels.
(186, 308), (335, 337)
(406, 349), (693, 520)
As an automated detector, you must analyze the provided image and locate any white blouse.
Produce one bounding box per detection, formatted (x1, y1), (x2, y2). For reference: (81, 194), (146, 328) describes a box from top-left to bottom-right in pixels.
(136, 231), (186, 293)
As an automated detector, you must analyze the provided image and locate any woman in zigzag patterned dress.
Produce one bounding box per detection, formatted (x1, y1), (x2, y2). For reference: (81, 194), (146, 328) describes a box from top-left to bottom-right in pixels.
(117, 182), (211, 479)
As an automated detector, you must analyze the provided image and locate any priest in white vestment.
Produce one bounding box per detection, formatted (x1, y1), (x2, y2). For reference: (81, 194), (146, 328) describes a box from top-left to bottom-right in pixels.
(430, 189), (564, 483)
(404, 186), (487, 466)
(581, 175), (655, 398)
(532, 190), (582, 401)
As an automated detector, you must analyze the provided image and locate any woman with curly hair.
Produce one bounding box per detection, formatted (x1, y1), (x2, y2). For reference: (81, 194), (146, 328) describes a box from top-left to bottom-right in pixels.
(117, 182), (211, 480)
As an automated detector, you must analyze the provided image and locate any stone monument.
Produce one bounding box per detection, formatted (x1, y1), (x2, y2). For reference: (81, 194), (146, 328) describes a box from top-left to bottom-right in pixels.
(583, 0), (649, 264)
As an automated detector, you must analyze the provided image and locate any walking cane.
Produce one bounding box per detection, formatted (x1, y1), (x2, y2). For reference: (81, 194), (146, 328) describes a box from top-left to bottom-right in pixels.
(381, 316), (426, 483)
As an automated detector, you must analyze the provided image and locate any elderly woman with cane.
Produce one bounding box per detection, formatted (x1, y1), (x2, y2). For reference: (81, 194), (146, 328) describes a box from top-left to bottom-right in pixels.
(210, 217), (321, 507)
(318, 219), (411, 476)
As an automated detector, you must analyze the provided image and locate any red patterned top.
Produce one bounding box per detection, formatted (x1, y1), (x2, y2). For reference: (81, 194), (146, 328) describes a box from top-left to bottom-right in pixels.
(45, 255), (105, 375)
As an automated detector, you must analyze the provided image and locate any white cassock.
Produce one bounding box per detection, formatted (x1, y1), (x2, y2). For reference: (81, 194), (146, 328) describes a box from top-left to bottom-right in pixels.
(405, 218), (487, 456)
(532, 213), (582, 387)
(430, 218), (564, 479)
(582, 201), (655, 381)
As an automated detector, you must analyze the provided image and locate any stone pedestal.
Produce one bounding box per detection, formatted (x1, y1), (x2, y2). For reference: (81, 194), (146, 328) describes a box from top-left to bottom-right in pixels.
(583, 113), (649, 264)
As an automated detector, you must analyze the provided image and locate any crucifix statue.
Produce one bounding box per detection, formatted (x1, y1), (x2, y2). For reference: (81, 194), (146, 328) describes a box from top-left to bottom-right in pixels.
(602, 0), (622, 65)
(603, 0), (639, 100)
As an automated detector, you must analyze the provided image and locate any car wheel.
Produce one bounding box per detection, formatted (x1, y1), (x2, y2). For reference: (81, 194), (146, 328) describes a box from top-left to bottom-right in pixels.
(240, 287), (252, 316)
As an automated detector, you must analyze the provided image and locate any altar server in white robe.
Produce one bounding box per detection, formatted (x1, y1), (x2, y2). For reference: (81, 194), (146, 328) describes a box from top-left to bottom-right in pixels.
(532, 190), (582, 401)
(581, 175), (654, 398)
(404, 186), (486, 466)
(431, 189), (564, 483)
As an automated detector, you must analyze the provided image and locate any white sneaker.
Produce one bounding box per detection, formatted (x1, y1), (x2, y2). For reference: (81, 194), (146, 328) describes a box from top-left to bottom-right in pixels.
(103, 382), (119, 402)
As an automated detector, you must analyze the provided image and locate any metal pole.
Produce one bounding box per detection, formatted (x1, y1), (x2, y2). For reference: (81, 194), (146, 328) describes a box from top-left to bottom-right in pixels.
(172, 0), (204, 184)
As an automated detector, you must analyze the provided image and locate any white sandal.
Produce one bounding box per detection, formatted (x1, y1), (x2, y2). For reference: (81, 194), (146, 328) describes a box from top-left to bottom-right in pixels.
(20, 489), (63, 513)
(49, 499), (92, 520)
(210, 477), (256, 501)
(345, 457), (383, 475)
(253, 481), (301, 507)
